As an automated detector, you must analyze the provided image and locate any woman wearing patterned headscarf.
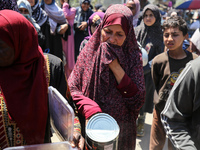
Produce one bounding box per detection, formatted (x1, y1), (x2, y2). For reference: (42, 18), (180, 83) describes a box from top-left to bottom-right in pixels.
(30, 0), (48, 26)
(68, 4), (145, 150)
(134, 4), (164, 137)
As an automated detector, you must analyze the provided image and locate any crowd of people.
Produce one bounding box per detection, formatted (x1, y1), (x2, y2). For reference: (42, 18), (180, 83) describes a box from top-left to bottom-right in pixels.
(0, 0), (200, 150)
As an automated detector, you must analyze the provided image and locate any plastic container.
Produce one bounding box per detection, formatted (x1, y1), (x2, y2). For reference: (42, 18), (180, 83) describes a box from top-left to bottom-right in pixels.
(85, 113), (120, 150)
(3, 141), (73, 150)
(48, 86), (74, 142)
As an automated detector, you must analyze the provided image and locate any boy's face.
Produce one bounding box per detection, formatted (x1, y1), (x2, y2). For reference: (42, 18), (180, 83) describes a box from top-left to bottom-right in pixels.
(163, 27), (187, 51)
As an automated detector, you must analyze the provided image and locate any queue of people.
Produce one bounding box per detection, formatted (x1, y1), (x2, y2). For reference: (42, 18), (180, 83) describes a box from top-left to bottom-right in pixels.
(1, 0), (200, 150)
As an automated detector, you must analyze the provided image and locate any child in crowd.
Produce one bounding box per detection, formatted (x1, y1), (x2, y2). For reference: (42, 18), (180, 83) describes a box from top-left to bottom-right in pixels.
(150, 16), (198, 150)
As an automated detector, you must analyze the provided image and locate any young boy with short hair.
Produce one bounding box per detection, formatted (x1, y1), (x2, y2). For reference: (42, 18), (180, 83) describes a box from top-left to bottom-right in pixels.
(149, 16), (198, 150)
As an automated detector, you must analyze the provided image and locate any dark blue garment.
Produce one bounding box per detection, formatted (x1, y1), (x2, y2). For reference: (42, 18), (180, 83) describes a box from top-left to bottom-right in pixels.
(182, 39), (190, 50)
(74, 7), (93, 61)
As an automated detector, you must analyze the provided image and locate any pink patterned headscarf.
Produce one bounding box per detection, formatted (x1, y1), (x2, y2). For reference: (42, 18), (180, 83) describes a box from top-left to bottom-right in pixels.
(68, 4), (145, 149)
(102, 13), (129, 36)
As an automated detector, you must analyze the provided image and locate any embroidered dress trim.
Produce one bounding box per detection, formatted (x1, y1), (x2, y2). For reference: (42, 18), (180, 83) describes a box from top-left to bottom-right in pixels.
(0, 90), (26, 149)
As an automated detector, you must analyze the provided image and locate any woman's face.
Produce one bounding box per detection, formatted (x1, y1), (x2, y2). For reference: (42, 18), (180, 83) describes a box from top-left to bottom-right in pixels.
(101, 24), (126, 46)
(81, 3), (90, 11)
(143, 9), (156, 26)
(126, 1), (137, 16)
(0, 39), (15, 67)
(44, 0), (52, 5)
(19, 8), (29, 14)
(27, 0), (35, 6)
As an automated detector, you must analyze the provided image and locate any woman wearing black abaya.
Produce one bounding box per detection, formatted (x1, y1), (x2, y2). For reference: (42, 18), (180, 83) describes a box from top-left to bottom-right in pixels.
(134, 4), (164, 136)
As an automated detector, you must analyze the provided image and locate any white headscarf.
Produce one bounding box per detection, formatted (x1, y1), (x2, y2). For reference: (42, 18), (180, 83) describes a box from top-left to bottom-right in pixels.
(17, 0), (32, 15)
(17, 0), (40, 32)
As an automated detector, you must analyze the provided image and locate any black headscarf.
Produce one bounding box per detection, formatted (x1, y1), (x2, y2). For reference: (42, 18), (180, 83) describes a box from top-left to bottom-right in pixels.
(135, 4), (163, 49)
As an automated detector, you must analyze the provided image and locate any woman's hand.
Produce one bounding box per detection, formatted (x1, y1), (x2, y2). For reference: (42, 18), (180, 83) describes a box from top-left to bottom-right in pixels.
(78, 22), (87, 31)
(71, 131), (85, 150)
(58, 23), (68, 34)
(109, 59), (125, 84)
(92, 15), (101, 24)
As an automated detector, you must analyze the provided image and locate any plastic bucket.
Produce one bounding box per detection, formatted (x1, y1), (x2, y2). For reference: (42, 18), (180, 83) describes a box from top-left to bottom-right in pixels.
(85, 113), (120, 150)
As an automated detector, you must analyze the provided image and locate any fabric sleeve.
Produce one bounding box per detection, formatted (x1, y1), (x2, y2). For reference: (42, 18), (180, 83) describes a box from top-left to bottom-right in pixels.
(151, 57), (160, 94)
(123, 53), (145, 111)
(161, 63), (197, 150)
(72, 95), (102, 119)
(116, 73), (138, 98)
(48, 54), (67, 98)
